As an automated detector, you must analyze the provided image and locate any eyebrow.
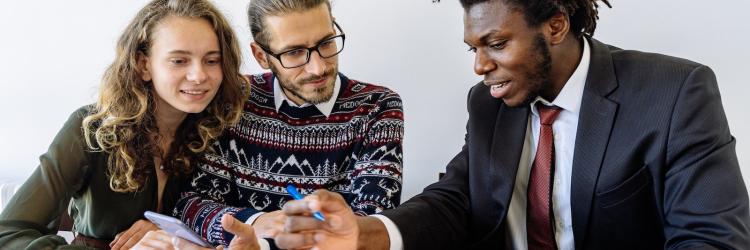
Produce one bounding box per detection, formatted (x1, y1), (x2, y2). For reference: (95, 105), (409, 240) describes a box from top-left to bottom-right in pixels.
(276, 30), (337, 52)
(465, 29), (503, 46)
(167, 50), (221, 56)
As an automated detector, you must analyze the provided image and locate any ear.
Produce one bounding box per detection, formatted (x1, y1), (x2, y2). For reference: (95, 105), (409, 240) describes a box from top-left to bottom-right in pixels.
(138, 52), (152, 82)
(543, 12), (570, 46)
(250, 42), (271, 69)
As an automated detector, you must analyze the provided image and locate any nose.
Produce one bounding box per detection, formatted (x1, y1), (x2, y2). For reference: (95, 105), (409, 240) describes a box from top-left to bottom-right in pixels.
(473, 49), (496, 76)
(187, 63), (208, 84)
(304, 50), (327, 76)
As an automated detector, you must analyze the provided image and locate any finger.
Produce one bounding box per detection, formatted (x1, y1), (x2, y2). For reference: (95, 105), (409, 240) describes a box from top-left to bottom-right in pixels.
(274, 213), (288, 223)
(172, 236), (206, 250)
(143, 230), (175, 246)
(323, 214), (345, 230)
(122, 227), (150, 249)
(221, 214), (257, 240)
(143, 230), (169, 239)
(264, 228), (281, 238)
(172, 237), (189, 249)
(110, 232), (121, 248)
(134, 238), (174, 250)
(282, 199), (314, 216)
(112, 220), (150, 249)
(222, 214), (261, 250)
(132, 246), (158, 250)
(284, 215), (325, 233)
(111, 229), (135, 250)
(310, 190), (349, 214)
(314, 232), (327, 243)
(262, 217), (286, 238)
(274, 231), (317, 249)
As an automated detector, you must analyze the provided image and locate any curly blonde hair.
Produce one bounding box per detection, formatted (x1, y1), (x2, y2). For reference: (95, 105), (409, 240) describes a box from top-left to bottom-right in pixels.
(82, 0), (246, 193)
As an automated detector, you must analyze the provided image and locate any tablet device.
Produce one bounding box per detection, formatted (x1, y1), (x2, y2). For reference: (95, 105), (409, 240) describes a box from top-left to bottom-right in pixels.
(144, 211), (212, 248)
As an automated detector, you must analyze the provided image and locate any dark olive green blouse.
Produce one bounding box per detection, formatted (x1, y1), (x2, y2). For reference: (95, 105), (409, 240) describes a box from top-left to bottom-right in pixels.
(0, 106), (186, 249)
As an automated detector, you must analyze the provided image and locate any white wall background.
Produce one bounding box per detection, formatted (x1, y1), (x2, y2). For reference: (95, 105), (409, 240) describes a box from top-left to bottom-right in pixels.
(0, 0), (747, 200)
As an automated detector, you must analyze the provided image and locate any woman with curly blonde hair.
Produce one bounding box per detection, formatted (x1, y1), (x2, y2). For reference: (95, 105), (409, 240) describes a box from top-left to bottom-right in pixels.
(0, 0), (247, 249)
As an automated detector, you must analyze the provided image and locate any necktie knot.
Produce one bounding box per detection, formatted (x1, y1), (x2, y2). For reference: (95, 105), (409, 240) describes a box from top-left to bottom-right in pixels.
(537, 103), (562, 126)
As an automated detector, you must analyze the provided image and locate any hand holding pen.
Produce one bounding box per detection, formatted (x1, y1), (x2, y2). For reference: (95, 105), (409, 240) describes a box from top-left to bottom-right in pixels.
(276, 189), (359, 250)
(286, 184), (326, 221)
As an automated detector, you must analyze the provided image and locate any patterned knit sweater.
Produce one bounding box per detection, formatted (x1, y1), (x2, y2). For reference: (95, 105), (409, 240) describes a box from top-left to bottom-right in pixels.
(173, 72), (404, 245)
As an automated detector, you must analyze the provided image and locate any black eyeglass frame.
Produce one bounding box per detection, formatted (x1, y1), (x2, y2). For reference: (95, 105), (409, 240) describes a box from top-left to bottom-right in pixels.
(257, 21), (346, 69)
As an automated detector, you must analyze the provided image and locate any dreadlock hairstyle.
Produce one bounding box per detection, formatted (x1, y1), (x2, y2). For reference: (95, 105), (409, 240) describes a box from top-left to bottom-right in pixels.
(441, 0), (612, 37)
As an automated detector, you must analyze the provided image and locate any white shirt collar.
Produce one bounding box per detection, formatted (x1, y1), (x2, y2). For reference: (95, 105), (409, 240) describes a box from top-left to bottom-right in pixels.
(531, 37), (591, 114)
(273, 74), (340, 117)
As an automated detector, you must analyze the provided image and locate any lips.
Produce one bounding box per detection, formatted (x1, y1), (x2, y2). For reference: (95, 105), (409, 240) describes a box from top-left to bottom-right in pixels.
(490, 81), (509, 90)
(304, 76), (329, 87)
(179, 89), (211, 102)
(485, 80), (511, 99)
(180, 89), (209, 95)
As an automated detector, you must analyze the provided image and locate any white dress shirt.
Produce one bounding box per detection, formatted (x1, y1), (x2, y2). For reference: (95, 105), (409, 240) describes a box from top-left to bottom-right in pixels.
(373, 38), (591, 250)
(506, 38), (590, 250)
(273, 75), (341, 117)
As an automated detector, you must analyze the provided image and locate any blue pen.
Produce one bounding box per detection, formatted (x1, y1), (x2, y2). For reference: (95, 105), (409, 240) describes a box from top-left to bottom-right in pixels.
(286, 184), (325, 221)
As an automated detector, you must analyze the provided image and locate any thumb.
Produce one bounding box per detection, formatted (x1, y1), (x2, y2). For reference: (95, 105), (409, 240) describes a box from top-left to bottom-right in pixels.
(172, 236), (190, 250)
(221, 214), (256, 240)
(310, 190), (350, 214)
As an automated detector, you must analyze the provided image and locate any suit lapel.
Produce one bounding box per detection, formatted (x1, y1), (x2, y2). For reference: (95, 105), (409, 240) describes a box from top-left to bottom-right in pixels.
(488, 102), (529, 228)
(571, 38), (619, 249)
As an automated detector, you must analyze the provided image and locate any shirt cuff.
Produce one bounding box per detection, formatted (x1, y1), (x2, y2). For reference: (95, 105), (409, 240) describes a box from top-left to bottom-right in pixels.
(245, 211), (266, 225)
(370, 214), (404, 250)
(257, 237), (270, 250)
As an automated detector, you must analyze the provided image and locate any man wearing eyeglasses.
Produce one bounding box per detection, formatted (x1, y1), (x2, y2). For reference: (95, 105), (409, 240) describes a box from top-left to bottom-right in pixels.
(169, 0), (405, 248)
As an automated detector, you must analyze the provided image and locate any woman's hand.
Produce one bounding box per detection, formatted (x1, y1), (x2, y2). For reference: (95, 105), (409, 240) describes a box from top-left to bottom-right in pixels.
(110, 219), (160, 250)
(131, 230), (175, 250)
(132, 214), (260, 250)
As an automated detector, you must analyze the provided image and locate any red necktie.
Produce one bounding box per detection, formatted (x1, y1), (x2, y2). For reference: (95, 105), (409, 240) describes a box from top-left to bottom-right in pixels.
(527, 103), (562, 250)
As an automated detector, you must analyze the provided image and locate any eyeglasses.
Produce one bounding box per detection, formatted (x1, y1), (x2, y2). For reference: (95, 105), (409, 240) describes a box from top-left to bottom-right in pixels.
(258, 21), (346, 69)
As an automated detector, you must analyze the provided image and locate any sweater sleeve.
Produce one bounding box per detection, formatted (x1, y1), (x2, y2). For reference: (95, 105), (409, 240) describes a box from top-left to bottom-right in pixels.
(172, 160), (259, 247)
(348, 88), (404, 216)
(0, 107), (94, 250)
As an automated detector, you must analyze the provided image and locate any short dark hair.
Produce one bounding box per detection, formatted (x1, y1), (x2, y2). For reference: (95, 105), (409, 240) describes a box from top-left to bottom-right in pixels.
(447, 0), (611, 37)
(247, 0), (332, 46)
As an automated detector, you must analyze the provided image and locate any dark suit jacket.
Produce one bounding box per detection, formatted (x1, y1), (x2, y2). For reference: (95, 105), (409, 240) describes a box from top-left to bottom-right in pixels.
(382, 38), (750, 249)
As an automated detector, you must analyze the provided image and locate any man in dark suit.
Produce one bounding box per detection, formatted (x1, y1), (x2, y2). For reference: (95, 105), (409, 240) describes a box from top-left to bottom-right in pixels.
(273, 0), (750, 249)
